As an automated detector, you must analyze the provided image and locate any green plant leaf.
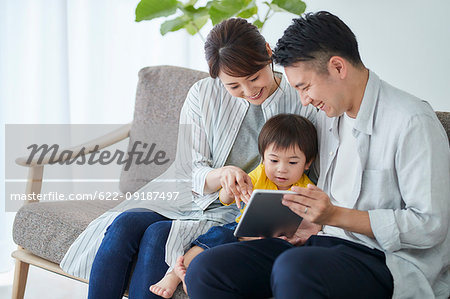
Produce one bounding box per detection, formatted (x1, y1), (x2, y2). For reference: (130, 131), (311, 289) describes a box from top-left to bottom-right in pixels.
(253, 19), (264, 29)
(209, 0), (248, 24)
(135, 0), (178, 22)
(186, 0), (198, 6)
(160, 15), (190, 35)
(271, 0), (306, 15)
(185, 15), (209, 35)
(181, 5), (209, 18)
(209, 6), (231, 25)
(265, 2), (284, 12)
(237, 5), (257, 19)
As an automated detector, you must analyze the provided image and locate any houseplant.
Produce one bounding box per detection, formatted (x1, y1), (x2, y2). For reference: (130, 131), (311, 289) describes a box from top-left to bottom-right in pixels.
(135, 0), (306, 41)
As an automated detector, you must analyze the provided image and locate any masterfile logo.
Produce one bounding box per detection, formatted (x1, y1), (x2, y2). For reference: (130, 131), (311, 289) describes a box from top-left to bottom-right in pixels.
(4, 124), (192, 212)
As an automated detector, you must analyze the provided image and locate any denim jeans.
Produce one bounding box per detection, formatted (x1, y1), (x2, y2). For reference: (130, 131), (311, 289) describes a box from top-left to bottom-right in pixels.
(186, 236), (393, 299)
(88, 208), (172, 299)
(192, 222), (238, 249)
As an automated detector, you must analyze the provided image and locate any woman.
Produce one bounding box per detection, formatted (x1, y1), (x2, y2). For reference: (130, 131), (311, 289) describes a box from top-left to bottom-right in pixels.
(60, 18), (317, 299)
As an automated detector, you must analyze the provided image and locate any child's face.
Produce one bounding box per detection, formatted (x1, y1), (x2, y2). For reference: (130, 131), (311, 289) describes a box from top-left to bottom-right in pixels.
(263, 143), (312, 190)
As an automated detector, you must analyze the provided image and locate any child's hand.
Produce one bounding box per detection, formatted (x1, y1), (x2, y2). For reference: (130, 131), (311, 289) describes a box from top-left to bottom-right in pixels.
(219, 166), (253, 208)
(233, 185), (253, 208)
(219, 187), (252, 209)
(221, 188), (247, 209)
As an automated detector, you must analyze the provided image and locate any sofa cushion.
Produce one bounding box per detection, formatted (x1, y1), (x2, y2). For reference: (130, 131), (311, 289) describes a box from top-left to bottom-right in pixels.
(119, 65), (208, 194)
(12, 199), (123, 264)
(12, 198), (189, 298)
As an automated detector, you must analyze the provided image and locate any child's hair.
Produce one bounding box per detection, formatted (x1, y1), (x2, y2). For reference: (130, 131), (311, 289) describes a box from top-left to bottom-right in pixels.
(258, 114), (318, 164)
(204, 18), (272, 78)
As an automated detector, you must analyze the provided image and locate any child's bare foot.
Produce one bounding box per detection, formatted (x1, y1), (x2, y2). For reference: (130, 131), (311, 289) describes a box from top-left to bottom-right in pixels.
(149, 271), (181, 298)
(173, 256), (188, 294)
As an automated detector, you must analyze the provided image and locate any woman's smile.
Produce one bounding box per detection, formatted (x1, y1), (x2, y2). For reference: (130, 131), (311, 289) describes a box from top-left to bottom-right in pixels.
(246, 88), (264, 100)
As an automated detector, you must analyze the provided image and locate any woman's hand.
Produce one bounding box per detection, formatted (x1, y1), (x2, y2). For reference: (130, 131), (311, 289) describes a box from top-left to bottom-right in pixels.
(219, 166), (253, 209)
(277, 220), (322, 246)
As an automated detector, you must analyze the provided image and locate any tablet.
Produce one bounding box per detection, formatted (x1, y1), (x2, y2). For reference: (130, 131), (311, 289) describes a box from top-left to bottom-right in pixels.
(234, 189), (303, 238)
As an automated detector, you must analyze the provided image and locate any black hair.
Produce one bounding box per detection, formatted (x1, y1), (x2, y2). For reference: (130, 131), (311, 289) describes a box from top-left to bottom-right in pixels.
(204, 18), (272, 78)
(273, 11), (364, 72)
(258, 114), (317, 164)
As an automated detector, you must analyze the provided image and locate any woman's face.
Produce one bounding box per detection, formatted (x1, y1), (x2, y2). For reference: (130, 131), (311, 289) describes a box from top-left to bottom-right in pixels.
(218, 64), (278, 105)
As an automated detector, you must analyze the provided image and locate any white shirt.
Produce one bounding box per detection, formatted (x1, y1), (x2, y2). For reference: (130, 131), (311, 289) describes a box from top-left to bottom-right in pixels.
(325, 113), (361, 240)
(330, 113), (360, 207)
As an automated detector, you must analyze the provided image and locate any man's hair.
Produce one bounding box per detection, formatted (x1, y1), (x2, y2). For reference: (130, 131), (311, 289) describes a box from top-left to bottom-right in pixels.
(258, 114), (318, 164)
(204, 18), (271, 78)
(273, 11), (364, 72)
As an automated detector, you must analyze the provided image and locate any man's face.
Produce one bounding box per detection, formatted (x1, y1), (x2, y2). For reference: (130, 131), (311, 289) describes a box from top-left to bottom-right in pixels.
(284, 61), (346, 118)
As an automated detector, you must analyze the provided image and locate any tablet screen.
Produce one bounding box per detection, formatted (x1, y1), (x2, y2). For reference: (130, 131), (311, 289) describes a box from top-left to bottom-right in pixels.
(234, 189), (303, 238)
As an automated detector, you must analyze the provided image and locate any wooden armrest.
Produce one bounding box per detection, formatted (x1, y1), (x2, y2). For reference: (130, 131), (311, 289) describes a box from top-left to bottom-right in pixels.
(15, 123), (132, 167)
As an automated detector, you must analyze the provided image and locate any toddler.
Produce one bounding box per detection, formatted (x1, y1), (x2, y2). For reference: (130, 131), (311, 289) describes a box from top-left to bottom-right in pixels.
(150, 113), (318, 298)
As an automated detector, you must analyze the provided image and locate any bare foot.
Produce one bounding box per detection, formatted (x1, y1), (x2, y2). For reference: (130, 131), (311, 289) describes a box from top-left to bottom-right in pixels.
(149, 271), (181, 298)
(173, 256), (188, 294)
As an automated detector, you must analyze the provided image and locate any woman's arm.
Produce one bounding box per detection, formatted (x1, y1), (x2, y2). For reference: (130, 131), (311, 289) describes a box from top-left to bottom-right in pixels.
(179, 80), (216, 197)
(178, 79), (253, 210)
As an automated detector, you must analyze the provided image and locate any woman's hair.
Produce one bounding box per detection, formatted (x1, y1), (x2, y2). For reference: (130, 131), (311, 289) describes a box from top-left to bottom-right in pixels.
(258, 114), (318, 164)
(204, 18), (272, 78)
(274, 11), (364, 73)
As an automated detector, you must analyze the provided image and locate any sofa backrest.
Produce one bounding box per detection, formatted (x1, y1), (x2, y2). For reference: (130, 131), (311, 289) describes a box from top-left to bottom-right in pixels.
(436, 111), (450, 143)
(119, 65), (450, 194)
(119, 65), (208, 193)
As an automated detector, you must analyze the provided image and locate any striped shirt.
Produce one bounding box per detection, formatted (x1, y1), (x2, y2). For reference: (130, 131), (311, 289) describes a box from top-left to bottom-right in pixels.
(60, 75), (317, 279)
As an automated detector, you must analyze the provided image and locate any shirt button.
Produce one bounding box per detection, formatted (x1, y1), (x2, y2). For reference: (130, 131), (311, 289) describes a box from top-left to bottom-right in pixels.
(329, 152), (333, 156)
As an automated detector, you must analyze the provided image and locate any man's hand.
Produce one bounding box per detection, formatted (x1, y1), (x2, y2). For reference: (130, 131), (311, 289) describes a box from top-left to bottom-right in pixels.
(282, 184), (374, 238)
(277, 219), (322, 246)
(282, 184), (337, 225)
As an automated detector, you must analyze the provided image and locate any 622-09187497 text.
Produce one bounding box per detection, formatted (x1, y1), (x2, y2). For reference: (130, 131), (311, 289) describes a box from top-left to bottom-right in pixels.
(125, 191), (180, 201)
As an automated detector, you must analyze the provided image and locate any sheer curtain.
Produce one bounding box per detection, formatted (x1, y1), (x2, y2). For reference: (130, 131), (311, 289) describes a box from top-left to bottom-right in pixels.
(0, 0), (208, 275)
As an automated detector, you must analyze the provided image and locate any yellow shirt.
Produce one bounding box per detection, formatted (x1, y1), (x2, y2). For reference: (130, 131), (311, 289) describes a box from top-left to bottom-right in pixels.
(220, 163), (314, 222)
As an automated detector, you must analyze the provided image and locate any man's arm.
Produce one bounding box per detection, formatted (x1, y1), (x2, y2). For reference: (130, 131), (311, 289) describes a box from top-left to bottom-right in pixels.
(283, 113), (450, 249)
(368, 114), (450, 252)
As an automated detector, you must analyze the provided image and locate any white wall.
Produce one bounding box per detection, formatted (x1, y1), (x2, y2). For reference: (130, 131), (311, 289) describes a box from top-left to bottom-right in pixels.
(262, 0), (450, 111)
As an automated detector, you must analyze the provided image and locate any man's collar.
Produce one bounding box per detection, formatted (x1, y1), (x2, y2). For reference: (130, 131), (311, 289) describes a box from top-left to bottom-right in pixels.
(353, 70), (381, 135)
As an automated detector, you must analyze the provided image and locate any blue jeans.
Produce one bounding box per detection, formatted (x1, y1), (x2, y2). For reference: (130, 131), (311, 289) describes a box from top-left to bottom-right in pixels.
(185, 235), (393, 299)
(192, 222), (238, 249)
(88, 208), (172, 299)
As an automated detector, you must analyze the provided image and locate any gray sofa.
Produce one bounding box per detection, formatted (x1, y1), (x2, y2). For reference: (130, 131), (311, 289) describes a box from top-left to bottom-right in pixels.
(10, 65), (450, 299)
(11, 65), (208, 299)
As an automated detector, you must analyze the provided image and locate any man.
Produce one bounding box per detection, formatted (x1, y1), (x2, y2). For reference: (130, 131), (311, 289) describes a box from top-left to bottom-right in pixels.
(185, 11), (450, 298)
